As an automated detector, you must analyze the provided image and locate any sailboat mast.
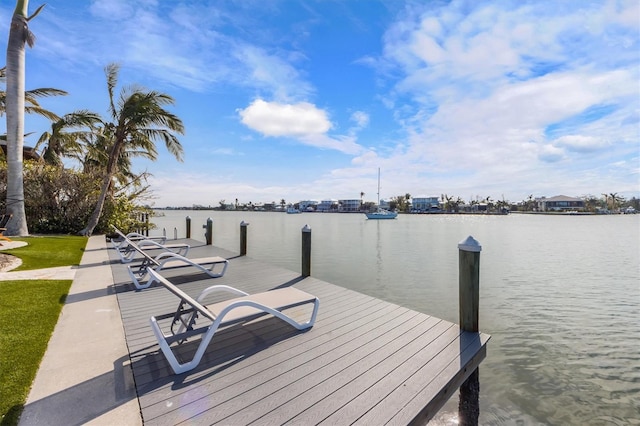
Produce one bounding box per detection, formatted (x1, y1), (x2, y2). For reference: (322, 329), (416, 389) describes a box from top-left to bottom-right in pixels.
(377, 167), (380, 207)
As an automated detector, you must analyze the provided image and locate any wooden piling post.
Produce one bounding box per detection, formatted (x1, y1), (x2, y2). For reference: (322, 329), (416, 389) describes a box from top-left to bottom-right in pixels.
(186, 216), (191, 239)
(458, 235), (481, 426)
(240, 221), (249, 256)
(144, 213), (149, 236)
(301, 225), (311, 277)
(204, 218), (213, 245)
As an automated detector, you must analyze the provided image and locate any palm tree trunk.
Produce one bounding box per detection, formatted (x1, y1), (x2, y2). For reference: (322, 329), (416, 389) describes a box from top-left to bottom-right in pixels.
(79, 172), (111, 236)
(5, 0), (30, 236)
(79, 140), (122, 236)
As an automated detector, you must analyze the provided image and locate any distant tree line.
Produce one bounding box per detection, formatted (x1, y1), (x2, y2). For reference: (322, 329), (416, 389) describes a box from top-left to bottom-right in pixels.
(192, 193), (639, 215)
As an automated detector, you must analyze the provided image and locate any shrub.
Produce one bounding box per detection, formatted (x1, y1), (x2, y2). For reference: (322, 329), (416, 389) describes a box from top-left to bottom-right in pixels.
(0, 161), (154, 234)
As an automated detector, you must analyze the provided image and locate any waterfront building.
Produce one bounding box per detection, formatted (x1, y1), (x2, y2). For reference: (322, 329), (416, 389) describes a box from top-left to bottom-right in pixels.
(338, 199), (362, 212)
(298, 200), (318, 212)
(412, 197), (440, 212)
(536, 195), (585, 212)
(317, 199), (337, 212)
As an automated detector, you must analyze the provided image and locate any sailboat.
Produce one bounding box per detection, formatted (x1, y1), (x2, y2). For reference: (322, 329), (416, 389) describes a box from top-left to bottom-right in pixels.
(365, 168), (397, 219)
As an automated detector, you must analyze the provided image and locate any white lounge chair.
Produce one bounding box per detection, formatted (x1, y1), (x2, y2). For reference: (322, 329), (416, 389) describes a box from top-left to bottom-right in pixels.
(118, 232), (229, 289)
(0, 214), (12, 244)
(111, 230), (167, 249)
(147, 268), (320, 374)
(112, 228), (190, 263)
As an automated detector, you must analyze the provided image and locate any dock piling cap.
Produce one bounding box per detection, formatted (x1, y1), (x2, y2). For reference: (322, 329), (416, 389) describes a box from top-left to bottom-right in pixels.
(302, 224), (311, 232)
(458, 235), (482, 252)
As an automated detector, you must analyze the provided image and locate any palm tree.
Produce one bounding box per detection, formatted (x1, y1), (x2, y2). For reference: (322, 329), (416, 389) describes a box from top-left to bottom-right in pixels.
(33, 110), (102, 166)
(583, 195), (600, 213)
(79, 63), (184, 236)
(608, 192), (622, 212)
(4, 0), (46, 236)
(79, 122), (147, 186)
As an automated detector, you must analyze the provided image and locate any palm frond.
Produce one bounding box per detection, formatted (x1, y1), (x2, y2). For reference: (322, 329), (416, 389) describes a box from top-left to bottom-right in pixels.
(25, 87), (67, 98)
(105, 63), (120, 118)
(24, 106), (60, 121)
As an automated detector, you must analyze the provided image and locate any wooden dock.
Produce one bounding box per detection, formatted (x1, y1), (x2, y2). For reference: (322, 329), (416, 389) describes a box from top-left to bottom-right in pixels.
(109, 239), (490, 425)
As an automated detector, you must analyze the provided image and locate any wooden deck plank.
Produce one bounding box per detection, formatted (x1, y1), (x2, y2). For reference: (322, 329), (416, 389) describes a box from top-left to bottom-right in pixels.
(142, 304), (415, 423)
(386, 333), (489, 425)
(227, 317), (450, 426)
(131, 286), (377, 389)
(282, 320), (458, 425)
(109, 238), (490, 425)
(130, 292), (377, 402)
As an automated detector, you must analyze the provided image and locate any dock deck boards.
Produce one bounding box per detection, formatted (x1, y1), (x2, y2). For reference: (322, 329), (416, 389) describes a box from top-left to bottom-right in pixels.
(109, 239), (489, 425)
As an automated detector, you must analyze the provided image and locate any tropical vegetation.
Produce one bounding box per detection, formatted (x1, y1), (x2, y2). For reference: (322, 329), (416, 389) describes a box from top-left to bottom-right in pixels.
(1, 0), (184, 236)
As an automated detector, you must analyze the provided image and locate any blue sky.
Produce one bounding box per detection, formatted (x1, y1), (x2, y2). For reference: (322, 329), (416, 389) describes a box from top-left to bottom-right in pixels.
(1, 0), (638, 207)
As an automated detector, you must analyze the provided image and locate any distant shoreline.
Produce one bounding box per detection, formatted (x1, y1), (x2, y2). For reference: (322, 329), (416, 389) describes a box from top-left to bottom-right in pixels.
(150, 207), (631, 216)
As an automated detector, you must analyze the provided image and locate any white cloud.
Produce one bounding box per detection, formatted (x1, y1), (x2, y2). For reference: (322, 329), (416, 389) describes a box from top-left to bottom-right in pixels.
(43, 2), (314, 98)
(367, 0), (640, 199)
(234, 45), (313, 101)
(89, 0), (133, 20)
(538, 144), (565, 162)
(554, 135), (609, 153)
(210, 148), (236, 156)
(239, 99), (331, 137)
(238, 99), (365, 155)
(350, 111), (370, 129)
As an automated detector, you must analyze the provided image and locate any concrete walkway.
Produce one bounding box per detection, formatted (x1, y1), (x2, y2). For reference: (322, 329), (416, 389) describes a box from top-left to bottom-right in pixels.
(17, 235), (142, 425)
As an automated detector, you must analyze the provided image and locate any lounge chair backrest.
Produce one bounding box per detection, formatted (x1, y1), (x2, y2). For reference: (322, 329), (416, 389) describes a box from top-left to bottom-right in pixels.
(147, 268), (216, 321)
(113, 227), (161, 268)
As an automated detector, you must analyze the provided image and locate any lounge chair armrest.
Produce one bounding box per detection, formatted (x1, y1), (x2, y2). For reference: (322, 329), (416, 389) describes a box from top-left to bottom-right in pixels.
(196, 285), (249, 303)
(127, 232), (167, 244)
(154, 251), (191, 263)
(137, 239), (172, 250)
(213, 298), (319, 330)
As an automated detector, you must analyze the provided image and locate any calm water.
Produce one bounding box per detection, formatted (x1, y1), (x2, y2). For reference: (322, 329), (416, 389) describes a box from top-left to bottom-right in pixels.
(151, 210), (640, 425)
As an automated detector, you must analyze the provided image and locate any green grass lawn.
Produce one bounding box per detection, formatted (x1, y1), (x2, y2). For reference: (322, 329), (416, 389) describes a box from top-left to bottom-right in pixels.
(0, 235), (87, 425)
(2, 236), (87, 270)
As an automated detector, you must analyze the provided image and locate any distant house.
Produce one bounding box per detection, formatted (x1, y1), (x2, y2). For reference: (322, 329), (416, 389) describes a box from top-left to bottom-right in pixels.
(317, 200), (337, 212)
(299, 200), (318, 212)
(0, 143), (40, 161)
(380, 199), (392, 210)
(412, 197), (440, 212)
(338, 199), (361, 212)
(536, 195), (585, 212)
(475, 203), (488, 212)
